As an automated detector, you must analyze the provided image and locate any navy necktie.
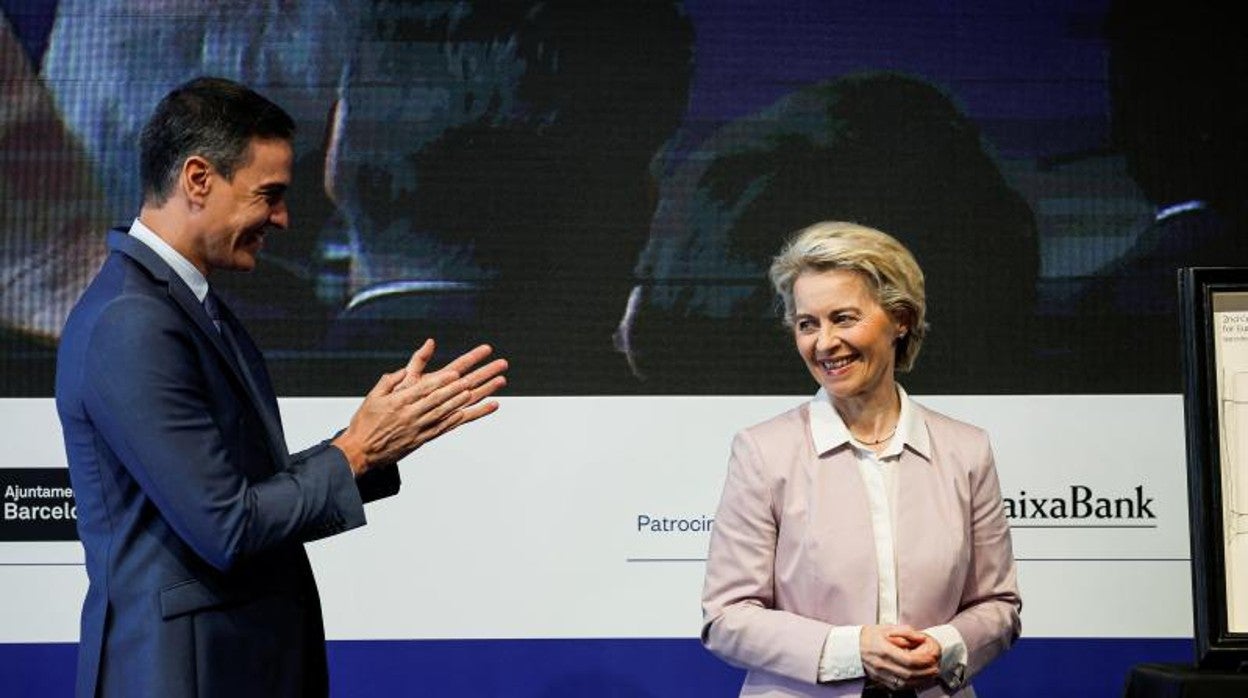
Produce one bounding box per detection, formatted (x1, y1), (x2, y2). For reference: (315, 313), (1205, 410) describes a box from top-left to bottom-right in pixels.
(202, 291), (224, 334)
(203, 290), (251, 382)
(202, 290), (288, 458)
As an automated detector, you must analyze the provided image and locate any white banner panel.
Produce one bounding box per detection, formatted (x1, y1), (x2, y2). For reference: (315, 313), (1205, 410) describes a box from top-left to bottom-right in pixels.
(0, 395), (1192, 642)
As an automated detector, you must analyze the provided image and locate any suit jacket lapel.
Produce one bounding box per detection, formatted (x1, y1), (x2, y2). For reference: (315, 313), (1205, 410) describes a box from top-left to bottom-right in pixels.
(213, 297), (288, 456)
(107, 230), (290, 468)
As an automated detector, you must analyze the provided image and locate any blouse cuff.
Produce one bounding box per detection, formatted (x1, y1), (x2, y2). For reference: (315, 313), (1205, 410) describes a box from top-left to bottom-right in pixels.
(924, 623), (968, 689)
(817, 625), (865, 683)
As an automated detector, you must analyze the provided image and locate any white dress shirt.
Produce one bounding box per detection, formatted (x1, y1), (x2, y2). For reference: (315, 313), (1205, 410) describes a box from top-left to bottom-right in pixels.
(812, 386), (968, 689)
(128, 218), (209, 302)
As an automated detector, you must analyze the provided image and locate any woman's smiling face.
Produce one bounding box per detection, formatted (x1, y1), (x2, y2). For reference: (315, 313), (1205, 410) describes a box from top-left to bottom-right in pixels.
(791, 269), (905, 404)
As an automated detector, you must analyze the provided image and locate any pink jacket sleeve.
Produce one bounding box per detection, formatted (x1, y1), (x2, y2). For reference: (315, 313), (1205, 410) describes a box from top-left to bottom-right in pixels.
(700, 430), (833, 684)
(947, 436), (1022, 678)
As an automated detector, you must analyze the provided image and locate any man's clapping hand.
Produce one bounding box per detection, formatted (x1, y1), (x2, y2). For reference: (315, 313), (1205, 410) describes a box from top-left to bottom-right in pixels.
(332, 339), (508, 475)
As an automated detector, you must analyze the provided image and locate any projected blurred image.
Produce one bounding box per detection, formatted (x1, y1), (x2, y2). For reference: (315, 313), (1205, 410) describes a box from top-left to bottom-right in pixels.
(617, 73), (1039, 394)
(2, 0), (1245, 395)
(4, 0), (691, 394)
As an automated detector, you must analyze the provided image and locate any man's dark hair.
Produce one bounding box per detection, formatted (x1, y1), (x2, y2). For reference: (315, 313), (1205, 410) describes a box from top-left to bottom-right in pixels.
(140, 76), (295, 204)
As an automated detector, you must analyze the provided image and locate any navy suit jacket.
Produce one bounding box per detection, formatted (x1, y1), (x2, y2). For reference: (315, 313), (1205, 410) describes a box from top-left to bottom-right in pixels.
(56, 230), (399, 697)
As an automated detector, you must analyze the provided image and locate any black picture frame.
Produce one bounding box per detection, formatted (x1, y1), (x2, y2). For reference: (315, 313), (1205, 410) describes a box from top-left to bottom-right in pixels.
(1180, 267), (1248, 671)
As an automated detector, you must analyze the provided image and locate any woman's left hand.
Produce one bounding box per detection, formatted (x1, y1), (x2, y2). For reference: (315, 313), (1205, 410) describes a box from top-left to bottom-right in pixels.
(887, 631), (941, 687)
(861, 625), (940, 690)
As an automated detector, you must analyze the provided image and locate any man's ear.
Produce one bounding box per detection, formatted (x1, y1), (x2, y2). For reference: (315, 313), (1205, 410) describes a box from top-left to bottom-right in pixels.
(181, 155), (213, 206)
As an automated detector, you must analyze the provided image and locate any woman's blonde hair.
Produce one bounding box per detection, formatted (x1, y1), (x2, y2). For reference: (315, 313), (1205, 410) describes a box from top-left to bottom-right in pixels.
(769, 221), (928, 372)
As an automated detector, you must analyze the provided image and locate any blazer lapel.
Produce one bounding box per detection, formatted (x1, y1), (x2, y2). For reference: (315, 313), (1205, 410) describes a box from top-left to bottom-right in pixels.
(892, 410), (963, 629)
(807, 446), (880, 623)
(213, 296), (289, 457)
(107, 230), (290, 468)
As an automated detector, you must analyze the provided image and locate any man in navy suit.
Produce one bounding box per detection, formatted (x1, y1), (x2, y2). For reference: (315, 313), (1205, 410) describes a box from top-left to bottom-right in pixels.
(55, 77), (508, 697)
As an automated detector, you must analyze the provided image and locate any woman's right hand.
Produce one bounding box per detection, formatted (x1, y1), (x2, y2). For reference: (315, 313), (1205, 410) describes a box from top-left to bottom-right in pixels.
(860, 624), (940, 690)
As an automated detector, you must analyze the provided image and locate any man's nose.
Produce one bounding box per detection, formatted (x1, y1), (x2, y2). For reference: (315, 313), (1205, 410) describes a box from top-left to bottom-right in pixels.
(270, 201), (289, 230)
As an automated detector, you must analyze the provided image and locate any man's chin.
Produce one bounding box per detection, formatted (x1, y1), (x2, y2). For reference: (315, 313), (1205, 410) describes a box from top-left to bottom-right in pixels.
(234, 235), (265, 268)
(220, 254), (258, 272)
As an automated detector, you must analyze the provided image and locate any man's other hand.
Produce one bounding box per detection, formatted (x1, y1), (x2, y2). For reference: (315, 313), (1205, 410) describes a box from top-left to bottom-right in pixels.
(332, 339), (508, 475)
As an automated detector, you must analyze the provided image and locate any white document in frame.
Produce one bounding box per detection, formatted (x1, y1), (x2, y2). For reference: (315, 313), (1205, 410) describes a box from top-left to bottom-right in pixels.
(1221, 369), (1248, 631)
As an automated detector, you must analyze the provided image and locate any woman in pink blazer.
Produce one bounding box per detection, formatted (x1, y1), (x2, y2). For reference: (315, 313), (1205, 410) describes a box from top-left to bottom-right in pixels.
(701, 222), (1021, 697)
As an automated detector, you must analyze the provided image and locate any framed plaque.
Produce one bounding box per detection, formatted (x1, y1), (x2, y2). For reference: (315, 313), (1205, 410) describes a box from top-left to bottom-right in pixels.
(1180, 267), (1248, 670)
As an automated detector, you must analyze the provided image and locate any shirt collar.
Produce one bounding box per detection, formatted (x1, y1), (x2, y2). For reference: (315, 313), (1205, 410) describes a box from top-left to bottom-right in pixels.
(808, 384), (931, 461)
(128, 218), (210, 302)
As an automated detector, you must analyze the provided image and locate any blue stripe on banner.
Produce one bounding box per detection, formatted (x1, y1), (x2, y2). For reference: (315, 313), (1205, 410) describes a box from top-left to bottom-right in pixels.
(0, 637), (1194, 697)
